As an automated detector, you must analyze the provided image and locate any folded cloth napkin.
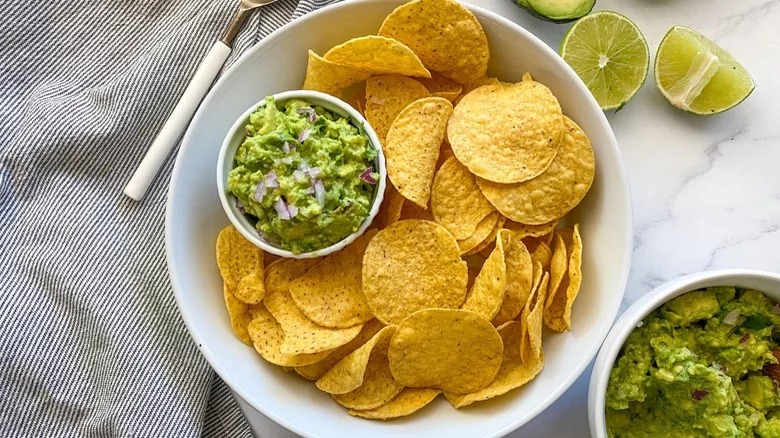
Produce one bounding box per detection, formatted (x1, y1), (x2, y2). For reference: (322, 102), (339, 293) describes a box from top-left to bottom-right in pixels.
(0, 0), (335, 435)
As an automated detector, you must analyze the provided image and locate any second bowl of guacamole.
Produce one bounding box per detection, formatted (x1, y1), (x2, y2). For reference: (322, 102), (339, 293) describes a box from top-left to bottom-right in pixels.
(589, 270), (780, 438)
(217, 90), (385, 257)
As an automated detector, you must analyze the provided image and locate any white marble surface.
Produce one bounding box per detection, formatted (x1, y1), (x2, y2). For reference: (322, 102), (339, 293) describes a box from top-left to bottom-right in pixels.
(238, 0), (780, 435)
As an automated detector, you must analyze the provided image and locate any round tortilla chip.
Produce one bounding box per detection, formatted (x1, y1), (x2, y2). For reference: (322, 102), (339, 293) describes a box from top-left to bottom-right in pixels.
(289, 231), (377, 328)
(316, 326), (396, 394)
(466, 215), (506, 256)
(295, 320), (385, 381)
(521, 271), (549, 362)
(324, 36), (431, 78)
(216, 225), (263, 291)
(477, 116), (595, 224)
(448, 75), (564, 184)
(235, 269), (265, 304)
(505, 220), (558, 240)
(544, 225), (583, 332)
(302, 50), (372, 97)
(491, 229), (534, 326)
(365, 75), (430, 142)
(263, 260), (362, 355)
(247, 305), (332, 367)
(378, 0), (489, 84)
(444, 320), (544, 408)
(530, 241), (552, 271)
(223, 284), (259, 345)
(457, 211), (499, 255)
(348, 388), (440, 420)
(385, 97), (453, 208)
(363, 220), (468, 325)
(417, 72), (463, 102)
(388, 309), (503, 394)
(461, 239), (506, 320)
(431, 156), (496, 240)
(332, 346), (404, 410)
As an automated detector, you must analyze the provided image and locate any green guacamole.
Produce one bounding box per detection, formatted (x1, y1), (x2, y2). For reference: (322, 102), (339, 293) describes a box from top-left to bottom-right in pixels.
(607, 287), (780, 438)
(227, 97), (378, 254)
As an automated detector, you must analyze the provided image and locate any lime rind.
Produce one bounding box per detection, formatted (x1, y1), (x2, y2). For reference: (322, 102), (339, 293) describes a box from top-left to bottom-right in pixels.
(654, 25), (754, 115)
(560, 11), (650, 111)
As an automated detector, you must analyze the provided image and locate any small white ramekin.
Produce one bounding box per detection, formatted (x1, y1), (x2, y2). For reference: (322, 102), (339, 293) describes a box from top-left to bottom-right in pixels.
(216, 90), (386, 259)
(588, 269), (780, 437)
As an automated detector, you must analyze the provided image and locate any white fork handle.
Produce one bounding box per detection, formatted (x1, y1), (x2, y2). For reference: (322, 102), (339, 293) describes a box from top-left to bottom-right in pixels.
(124, 41), (232, 201)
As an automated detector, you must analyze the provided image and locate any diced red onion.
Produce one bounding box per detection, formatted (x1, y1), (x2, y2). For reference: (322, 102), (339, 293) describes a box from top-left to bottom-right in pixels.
(287, 204), (299, 218)
(740, 333), (750, 345)
(282, 141), (290, 154)
(307, 167), (321, 179)
(368, 96), (385, 105)
(359, 166), (376, 184)
(253, 182), (266, 202)
(235, 198), (244, 210)
(281, 156), (294, 165)
(314, 178), (325, 206)
(293, 170), (307, 182)
(305, 187), (315, 195)
(274, 197), (291, 220)
(297, 128), (311, 143)
(297, 160), (310, 172)
(296, 107), (317, 122)
(264, 170), (278, 188)
(723, 309), (740, 325)
(692, 390), (709, 401)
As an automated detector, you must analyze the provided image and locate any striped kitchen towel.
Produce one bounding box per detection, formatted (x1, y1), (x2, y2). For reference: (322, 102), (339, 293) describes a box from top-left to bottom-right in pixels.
(0, 0), (334, 436)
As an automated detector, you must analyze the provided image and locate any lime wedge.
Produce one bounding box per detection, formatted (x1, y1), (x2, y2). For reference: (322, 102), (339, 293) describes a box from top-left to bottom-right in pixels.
(655, 26), (754, 115)
(560, 11), (649, 111)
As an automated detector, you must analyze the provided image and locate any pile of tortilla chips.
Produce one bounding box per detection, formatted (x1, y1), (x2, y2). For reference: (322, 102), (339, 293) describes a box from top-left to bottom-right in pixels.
(217, 0), (596, 422)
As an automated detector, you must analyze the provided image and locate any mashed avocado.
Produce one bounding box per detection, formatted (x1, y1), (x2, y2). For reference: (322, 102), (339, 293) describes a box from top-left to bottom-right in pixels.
(227, 97), (378, 253)
(607, 287), (780, 438)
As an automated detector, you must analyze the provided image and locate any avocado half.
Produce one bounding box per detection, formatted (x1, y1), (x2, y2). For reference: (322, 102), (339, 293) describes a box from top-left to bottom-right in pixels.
(513, 0), (596, 23)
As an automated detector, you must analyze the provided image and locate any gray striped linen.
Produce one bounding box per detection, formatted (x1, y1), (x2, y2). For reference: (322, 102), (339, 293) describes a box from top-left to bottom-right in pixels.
(0, 0), (335, 436)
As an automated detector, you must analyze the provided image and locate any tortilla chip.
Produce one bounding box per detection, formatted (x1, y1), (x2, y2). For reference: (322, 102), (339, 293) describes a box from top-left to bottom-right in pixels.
(373, 184), (406, 230)
(435, 145), (455, 170)
(264, 262), (362, 355)
(302, 50), (372, 97)
(477, 116), (595, 224)
(444, 319), (544, 408)
(544, 225), (583, 332)
(235, 269), (265, 304)
(431, 156), (496, 240)
(378, 0), (489, 83)
(289, 231), (377, 328)
(295, 320), (385, 381)
(363, 220), (467, 325)
(223, 284), (258, 345)
(247, 305), (331, 367)
(547, 232), (568, 322)
(449, 75), (563, 184)
(417, 72), (463, 102)
(521, 271), (549, 361)
(530, 242), (552, 271)
(465, 215), (506, 256)
(324, 36), (431, 78)
(457, 211), (499, 255)
(385, 97), (453, 208)
(216, 225), (263, 292)
(505, 220), (558, 240)
(492, 229), (534, 326)
(316, 326), (396, 394)
(398, 198), (434, 221)
(349, 388), (440, 420)
(365, 75), (430, 143)
(388, 309), (503, 394)
(461, 239), (506, 320)
(332, 344), (404, 410)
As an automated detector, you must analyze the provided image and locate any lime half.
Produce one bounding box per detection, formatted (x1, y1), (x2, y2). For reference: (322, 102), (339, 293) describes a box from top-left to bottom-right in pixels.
(560, 11), (649, 111)
(655, 26), (754, 115)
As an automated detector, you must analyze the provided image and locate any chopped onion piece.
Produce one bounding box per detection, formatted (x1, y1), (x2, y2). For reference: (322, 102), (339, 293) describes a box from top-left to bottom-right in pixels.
(692, 390), (709, 401)
(723, 309), (740, 325)
(636, 321), (644, 328)
(712, 362), (723, 372)
(282, 141), (290, 154)
(253, 182), (266, 202)
(297, 128), (311, 143)
(281, 156), (294, 165)
(288, 204), (299, 219)
(274, 197), (291, 220)
(307, 167), (321, 179)
(297, 160), (310, 172)
(314, 178), (325, 206)
(264, 170), (279, 188)
(296, 107), (317, 122)
(359, 166), (376, 184)
(305, 187), (315, 195)
(293, 170), (307, 182)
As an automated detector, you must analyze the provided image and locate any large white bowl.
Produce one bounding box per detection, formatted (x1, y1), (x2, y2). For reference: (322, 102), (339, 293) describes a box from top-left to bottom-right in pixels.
(588, 269), (780, 438)
(166, 0), (632, 436)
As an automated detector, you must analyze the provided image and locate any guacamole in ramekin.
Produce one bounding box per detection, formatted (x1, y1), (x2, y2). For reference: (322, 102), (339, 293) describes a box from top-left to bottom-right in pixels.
(607, 287), (780, 437)
(227, 97), (378, 254)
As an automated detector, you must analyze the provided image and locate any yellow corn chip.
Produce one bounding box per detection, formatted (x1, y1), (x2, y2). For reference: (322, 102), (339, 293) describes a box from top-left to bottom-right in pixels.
(247, 305), (331, 367)
(302, 50), (372, 97)
(530, 241), (552, 271)
(461, 238), (506, 320)
(216, 225), (263, 291)
(289, 231), (377, 328)
(544, 225), (583, 332)
(431, 156), (496, 240)
(365, 75), (430, 142)
(223, 284), (258, 345)
(235, 269), (265, 304)
(324, 36), (431, 78)
(295, 320), (385, 381)
(505, 220), (558, 240)
(417, 72), (463, 102)
(492, 229), (534, 326)
(363, 220), (467, 325)
(332, 344), (404, 410)
(385, 97), (453, 207)
(349, 388), (440, 420)
(316, 326), (396, 394)
(457, 211), (499, 255)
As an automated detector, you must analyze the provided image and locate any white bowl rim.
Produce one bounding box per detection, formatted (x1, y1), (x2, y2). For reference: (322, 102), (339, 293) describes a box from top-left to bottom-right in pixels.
(588, 269), (780, 438)
(215, 89), (386, 259)
(166, 0), (633, 436)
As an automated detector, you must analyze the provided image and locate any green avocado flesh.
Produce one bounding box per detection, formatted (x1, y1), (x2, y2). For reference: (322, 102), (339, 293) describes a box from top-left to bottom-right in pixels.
(520, 0), (596, 22)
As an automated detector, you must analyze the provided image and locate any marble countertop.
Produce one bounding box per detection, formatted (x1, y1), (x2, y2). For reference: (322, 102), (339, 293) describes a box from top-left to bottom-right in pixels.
(239, 0), (780, 435)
